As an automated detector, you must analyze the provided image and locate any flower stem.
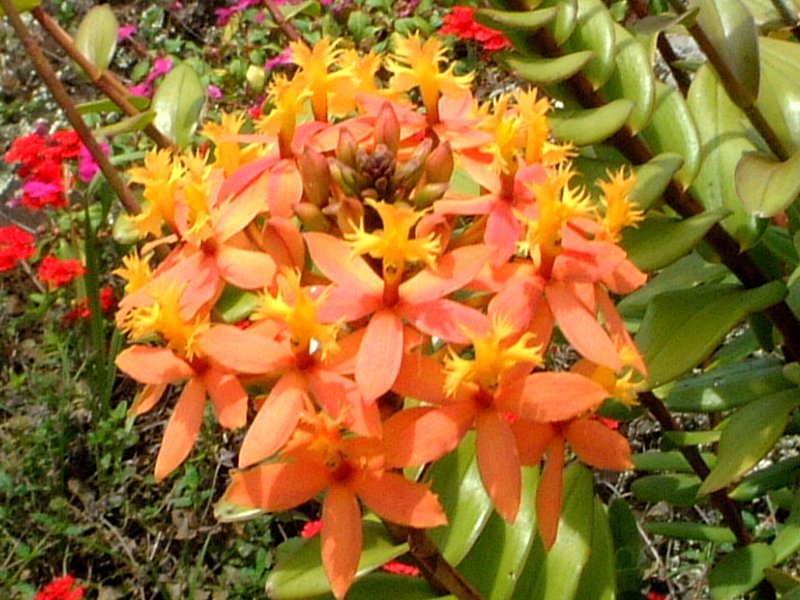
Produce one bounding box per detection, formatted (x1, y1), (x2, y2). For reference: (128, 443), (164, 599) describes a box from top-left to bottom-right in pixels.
(0, 0), (140, 215)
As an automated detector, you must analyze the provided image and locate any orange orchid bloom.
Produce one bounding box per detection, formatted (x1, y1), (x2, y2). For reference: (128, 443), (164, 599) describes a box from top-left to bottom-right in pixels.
(198, 272), (381, 468)
(305, 223), (492, 402)
(381, 315), (610, 524)
(115, 282), (247, 481)
(512, 415), (633, 549)
(223, 411), (447, 599)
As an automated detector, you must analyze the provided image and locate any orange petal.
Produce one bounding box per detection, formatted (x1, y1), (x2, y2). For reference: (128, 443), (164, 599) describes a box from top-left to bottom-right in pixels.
(317, 286), (383, 322)
(217, 156), (274, 207)
(355, 471), (447, 528)
(520, 372), (608, 422)
(266, 159), (303, 218)
(263, 216), (306, 270)
(128, 383), (167, 417)
(199, 325), (291, 374)
(216, 246), (277, 290)
(155, 377), (206, 482)
(215, 170), (270, 241)
(179, 254), (221, 318)
(565, 418), (634, 471)
(537, 437), (565, 550)
(356, 310), (403, 402)
(476, 410), (521, 523)
(239, 371), (305, 468)
(305, 232), (383, 294)
(224, 461), (329, 511)
(392, 352), (449, 404)
(485, 203), (521, 265)
(546, 280), (622, 371)
(597, 286), (648, 376)
(308, 369), (381, 438)
(383, 403), (475, 468)
(512, 420), (556, 465)
(400, 245), (494, 305)
(322, 485), (363, 600)
(203, 369), (248, 429)
(116, 346), (192, 385)
(402, 299), (489, 343)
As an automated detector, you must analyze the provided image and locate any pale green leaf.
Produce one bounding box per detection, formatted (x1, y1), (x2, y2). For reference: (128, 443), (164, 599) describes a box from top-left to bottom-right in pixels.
(505, 52), (594, 86)
(0, 0), (41, 17)
(562, 0), (617, 89)
(574, 499), (615, 600)
(152, 62), (206, 148)
(474, 7), (558, 32)
(541, 0), (578, 44)
(549, 99), (634, 146)
(74, 5), (119, 73)
(698, 389), (800, 495)
(735, 150), (800, 218)
(629, 153), (684, 211)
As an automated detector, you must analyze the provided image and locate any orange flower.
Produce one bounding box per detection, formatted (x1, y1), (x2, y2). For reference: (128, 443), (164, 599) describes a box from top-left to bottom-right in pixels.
(223, 411), (447, 599)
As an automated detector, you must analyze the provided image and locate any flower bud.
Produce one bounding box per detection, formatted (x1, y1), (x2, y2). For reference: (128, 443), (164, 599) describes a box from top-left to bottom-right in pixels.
(246, 65), (266, 94)
(374, 102), (400, 155)
(329, 160), (358, 197)
(293, 202), (331, 232)
(425, 141), (454, 184)
(394, 156), (425, 191)
(336, 128), (359, 168)
(298, 147), (332, 207)
(414, 182), (450, 209)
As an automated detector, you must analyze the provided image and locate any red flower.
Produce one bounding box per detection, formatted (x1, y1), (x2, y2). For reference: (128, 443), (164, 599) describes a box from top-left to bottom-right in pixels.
(440, 6), (511, 53)
(62, 286), (117, 325)
(0, 225), (36, 271)
(36, 574), (85, 600)
(38, 256), (86, 288)
(301, 519), (323, 538)
(381, 561), (421, 577)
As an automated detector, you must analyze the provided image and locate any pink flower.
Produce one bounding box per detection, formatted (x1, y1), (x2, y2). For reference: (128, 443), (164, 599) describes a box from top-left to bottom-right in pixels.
(207, 84), (223, 100)
(130, 56), (174, 98)
(78, 142), (108, 183)
(118, 24), (137, 41)
(265, 46), (292, 71)
(38, 256), (86, 288)
(215, 0), (261, 26)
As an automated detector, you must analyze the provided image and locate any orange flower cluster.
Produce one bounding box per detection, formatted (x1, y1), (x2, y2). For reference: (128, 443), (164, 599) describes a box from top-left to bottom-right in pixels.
(114, 34), (647, 598)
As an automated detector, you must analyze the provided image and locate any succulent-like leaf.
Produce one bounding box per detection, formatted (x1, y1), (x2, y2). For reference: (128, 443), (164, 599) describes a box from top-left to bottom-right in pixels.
(74, 4), (119, 74)
(692, 0), (760, 108)
(709, 544), (775, 600)
(730, 456), (800, 501)
(93, 111), (155, 137)
(629, 153), (684, 211)
(562, 0), (617, 89)
(504, 52), (594, 86)
(663, 356), (794, 413)
(426, 432), (493, 566)
(573, 499), (615, 600)
(698, 389), (800, 495)
(633, 451), (717, 472)
(688, 65), (765, 248)
(640, 82), (702, 188)
(601, 24), (656, 134)
(77, 96), (150, 114)
(758, 38), (800, 154)
(630, 473), (705, 507)
(549, 99), (634, 146)
(328, 573), (444, 600)
(152, 62), (206, 148)
(475, 7), (558, 32)
(644, 521), (737, 544)
(265, 521), (408, 599)
(620, 207), (730, 272)
(0, 0), (41, 17)
(458, 467), (539, 600)
(215, 287), (260, 323)
(735, 150), (800, 218)
(608, 499), (644, 596)
(635, 282), (787, 387)
(541, 0), (578, 44)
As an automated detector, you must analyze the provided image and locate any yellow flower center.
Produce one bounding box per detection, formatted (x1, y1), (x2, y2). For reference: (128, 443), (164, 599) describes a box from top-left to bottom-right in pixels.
(597, 168), (643, 243)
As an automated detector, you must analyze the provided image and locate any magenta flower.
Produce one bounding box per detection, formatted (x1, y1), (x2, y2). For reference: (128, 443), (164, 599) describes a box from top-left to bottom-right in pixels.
(78, 142), (108, 183)
(207, 85), (223, 100)
(118, 24), (137, 41)
(129, 56), (174, 98)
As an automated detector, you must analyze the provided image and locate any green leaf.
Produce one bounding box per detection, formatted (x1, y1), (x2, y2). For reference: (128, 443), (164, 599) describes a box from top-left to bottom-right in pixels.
(640, 82), (702, 188)
(475, 7), (558, 32)
(517, 465), (595, 600)
(77, 96), (150, 115)
(562, 0), (617, 89)
(215, 287), (260, 323)
(0, 0), (41, 17)
(693, 0), (760, 108)
(688, 65), (766, 248)
(730, 456), (800, 501)
(93, 111), (155, 137)
(212, 497), (265, 523)
(426, 432), (493, 566)
(608, 499), (643, 595)
(633, 451), (717, 472)
(152, 62), (206, 148)
(698, 389), (800, 495)
(74, 5), (119, 73)
(265, 521), (408, 599)
(635, 282), (787, 387)
(629, 152), (684, 211)
(735, 150), (800, 218)
(663, 430), (722, 446)
(663, 356), (794, 413)
(644, 521), (737, 544)
(347, 10), (371, 42)
(620, 207), (729, 271)
(574, 499), (615, 600)
(458, 467), (538, 600)
(758, 38), (800, 153)
(549, 100), (634, 146)
(709, 543), (775, 600)
(630, 473), (705, 507)
(601, 24), (656, 134)
(318, 573), (443, 600)
(541, 0), (578, 44)
(618, 253), (729, 316)
(504, 52), (594, 86)
(763, 568), (800, 595)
